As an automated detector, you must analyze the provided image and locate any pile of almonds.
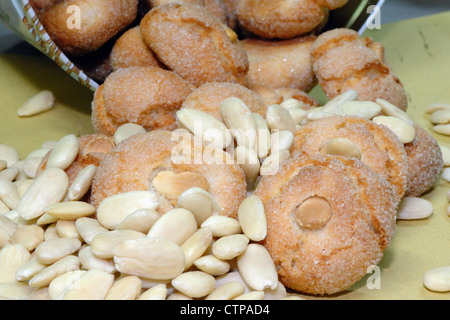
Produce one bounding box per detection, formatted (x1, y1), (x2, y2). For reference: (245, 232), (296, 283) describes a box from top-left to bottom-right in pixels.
(0, 112), (300, 299)
(2, 89), (450, 299)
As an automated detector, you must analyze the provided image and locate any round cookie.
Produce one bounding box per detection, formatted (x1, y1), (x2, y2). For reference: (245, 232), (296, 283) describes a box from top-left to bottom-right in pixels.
(140, 3), (249, 87)
(91, 66), (195, 136)
(311, 28), (408, 111)
(181, 82), (267, 120)
(291, 115), (408, 203)
(110, 26), (165, 71)
(38, 0), (138, 56)
(254, 155), (397, 295)
(90, 130), (247, 218)
(235, 0), (348, 39)
(404, 124), (443, 197)
(241, 36), (317, 92)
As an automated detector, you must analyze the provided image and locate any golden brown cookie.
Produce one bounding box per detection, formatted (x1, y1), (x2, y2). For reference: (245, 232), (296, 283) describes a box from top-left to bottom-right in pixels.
(181, 82), (266, 120)
(110, 26), (165, 71)
(90, 130), (247, 218)
(254, 155), (397, 295)
(404, 124), (443, 197)
(91, 66), (195, 136)
(311, 28), (408, 111)
(38, 0), (138, 56)
(140, 3), (249, 87)
(204, 0), (230, 25)
(291, 115), (408, 202)
(241, 36), (317, 92)
(235, 0), (348, 39)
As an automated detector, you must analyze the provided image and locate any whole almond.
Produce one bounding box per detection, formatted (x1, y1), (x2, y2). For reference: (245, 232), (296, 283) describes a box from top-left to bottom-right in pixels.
(16, 167), (69, 220)
(113, 237), (185, 280)
(220, 97), (257, 151)
(237, 243), (278, 291)
(45, 134), (80, 170)
(17, 90), (55, 117)
(0, 244), (31, 283)
(96, 191), (159, 230)
(237, 195), (267, 241)
(147, 208), (197, 245)
(90, 230), (146, 259)
(177, 108), (232, 149)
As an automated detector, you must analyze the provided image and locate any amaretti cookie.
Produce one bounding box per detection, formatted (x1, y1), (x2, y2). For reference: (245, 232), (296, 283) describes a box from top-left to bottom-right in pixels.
(38, 0), (138, 56)
(311, 28), (408, 111)
(90, 130), (247, 218)
(91, 66), (195, 136)
(254, 155), (398, 295)
(140, 3), (249, 87)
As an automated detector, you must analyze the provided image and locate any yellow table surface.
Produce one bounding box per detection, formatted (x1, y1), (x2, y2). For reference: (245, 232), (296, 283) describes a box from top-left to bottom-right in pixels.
(1, 11), (450, 300)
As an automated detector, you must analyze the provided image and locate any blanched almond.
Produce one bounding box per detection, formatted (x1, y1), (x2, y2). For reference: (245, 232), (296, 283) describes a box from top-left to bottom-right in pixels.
(113, 237), (185, 280)
(17, 90), (55, 117)
(0, 179), (20, 209)
(252, 113), (271, 158)
(35, 238), (82, 264)
(372, 116), (416, 143)
(105, 275), (142, 300)
(78, 245), (115, 273)
(205, 281), (245, 300)
(376, 98), (414, 124)
(137, 283), (167, 300)
(237, 195), (267, 241)
(322, 90), (358, 113)
(75, 217), (109, 245)
(45, 134), (80, 170)
(28, 255), (81, 288)
(96, 191), (159, 230)
(15, 257), (46, 282)
(65, 164), (97, 201)
(194, 255), (230, 276)
(91, 230), (146, 259)
(147, 208), (197, 245)
(237, 243), (278, 291)
(10, 225), (45, 251)
(45, 201), (96, 220)
(114, 123), (146, 145)
(180, 227), (213, 270)
(177, 188), (220, 225)
(423, 266), (450, 292)
(48, 270), (87, 300)
(171, 271), (216, 298)
(339, 101), (381, 119)
(176, 108), (232, 149)
(16, 167), (69, 220)
(59, 269), (115, 300)
(0, 244), (30, 283)
(396, 197), (433, 220)
(212, 234), (249, 260)
(266, 104), (297, 134)
(220, 97), (257, 151)
(201, 215), (242, 237)
(234, 146), (260, 190)
(114, 208), (160, 233)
